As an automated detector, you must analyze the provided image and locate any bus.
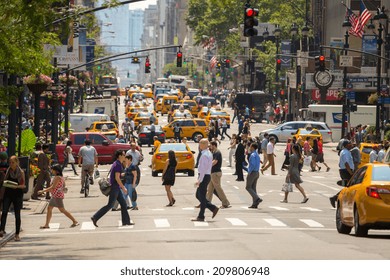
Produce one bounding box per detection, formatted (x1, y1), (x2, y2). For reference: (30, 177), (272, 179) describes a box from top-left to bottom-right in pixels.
(300, 104), (376, 140)
(234, 91), (274, 123)
(168, 75), (193, 92)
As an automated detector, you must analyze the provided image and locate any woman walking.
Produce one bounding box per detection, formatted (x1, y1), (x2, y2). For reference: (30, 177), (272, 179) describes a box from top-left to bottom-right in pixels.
(91, 150), (132, 227)
(208, 122), (215, 141)
(38, 164), (79, 229)
(0, 156), (25, 241)
(281, 144), (309, 203)
(228, 134), (237, 167)
(123, 154), (138, 210)
(61, 141), (78, 175)
(281, 138), (292, 171)
(162, 150), (177, 206)
(316, 137), (330, 172)
(310, 138), (321, 172)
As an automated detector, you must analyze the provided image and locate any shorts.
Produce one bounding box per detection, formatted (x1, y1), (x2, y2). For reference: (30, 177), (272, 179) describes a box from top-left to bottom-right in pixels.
(49, 197), (64, 208)
(316, 153), (324, 163)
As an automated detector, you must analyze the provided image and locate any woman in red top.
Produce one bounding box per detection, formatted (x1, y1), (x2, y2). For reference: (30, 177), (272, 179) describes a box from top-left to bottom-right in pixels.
(38, 164), (78, 229)
(316, 137), (330, 172)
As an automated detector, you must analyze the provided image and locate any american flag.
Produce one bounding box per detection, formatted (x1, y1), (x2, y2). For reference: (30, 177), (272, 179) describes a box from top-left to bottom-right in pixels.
(345, 6), (360, 37)
(210, 56), (217, 69)
(354, 0), (372, 38)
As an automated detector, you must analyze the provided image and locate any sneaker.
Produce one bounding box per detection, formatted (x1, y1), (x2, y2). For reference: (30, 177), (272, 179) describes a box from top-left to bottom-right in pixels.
(89, 177), (94, 185)
(80, 188), (85, 194)
(326, 167), (330, 172)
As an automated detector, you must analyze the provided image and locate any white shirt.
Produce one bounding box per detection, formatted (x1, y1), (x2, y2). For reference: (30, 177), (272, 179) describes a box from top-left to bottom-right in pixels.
(369, 150), (378, 163)
(377, 149), (385, 163)
(266, 142), (274, 155)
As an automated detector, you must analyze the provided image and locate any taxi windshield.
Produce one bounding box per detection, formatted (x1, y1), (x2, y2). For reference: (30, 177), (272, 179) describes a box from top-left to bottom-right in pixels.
(159, 144), (188, 152)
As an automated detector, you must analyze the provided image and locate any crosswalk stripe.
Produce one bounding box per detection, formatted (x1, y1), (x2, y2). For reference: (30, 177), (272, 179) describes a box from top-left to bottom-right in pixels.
(118, 220), (134, 229)
(154, 219), (170, 228)
(42, 223), (60, 232)
(233, 186), (239, 190)
(193, 221), (209, 227)
(269, 206), (289, 211)
(300, 207), (322, 212)
(151, 208), (165, 211)
(81, 221), (96, 231)
(182, 207), (195, 211)
(299, 219), (324, 228)
(264, 218), (287, 227)
(226, 218), (247, 226)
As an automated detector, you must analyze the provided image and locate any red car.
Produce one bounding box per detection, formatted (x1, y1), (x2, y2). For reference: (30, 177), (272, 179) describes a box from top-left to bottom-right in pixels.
(56, 132), (131, 164)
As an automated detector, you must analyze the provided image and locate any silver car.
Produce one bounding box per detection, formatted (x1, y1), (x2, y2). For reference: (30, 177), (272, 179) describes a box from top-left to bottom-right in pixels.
(259, 121), (333, 143)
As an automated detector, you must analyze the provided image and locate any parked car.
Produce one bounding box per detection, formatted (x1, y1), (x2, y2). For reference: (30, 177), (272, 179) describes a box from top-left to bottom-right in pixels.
(259, 121), (333, 143)
(151, 143), (195, 177)
(137, 125), (166, 147)
(336, 163), (390, 237)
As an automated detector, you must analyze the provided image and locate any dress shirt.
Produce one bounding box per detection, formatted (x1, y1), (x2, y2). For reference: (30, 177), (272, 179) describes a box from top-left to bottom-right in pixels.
(266, 142), (274, 155)
(369, 150), (378, 163)
(244, 151), (260, 173)
(198, 149), (213, 183)
(339, 148), (354, 170)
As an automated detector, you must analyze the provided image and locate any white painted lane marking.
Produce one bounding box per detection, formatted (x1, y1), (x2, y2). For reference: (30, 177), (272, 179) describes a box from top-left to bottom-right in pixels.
(226, 218), (247, 226)
(226, 180), (230, 183)
(81, 221), (96, 231)
(193, 221), (209, 227)
(154, 219), (170, 228)
(299, 219), (324, 228)
(233, 186), (239, 190)
(41, 223), (60, 232)
(269, 206), (289, 211)
(182, 207), (195, 211)
(263, 218), (287, 227)
(300, 207), (322, 212)
(151, 208), (165, 211)
(304, 179), (341, 191)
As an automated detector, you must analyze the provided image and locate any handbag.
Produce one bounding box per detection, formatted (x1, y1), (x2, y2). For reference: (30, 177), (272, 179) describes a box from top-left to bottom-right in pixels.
(303, 155), (312, 166)
(3, 180), (19, 189)
(94, 169), (100, 179)
(131, 188), (137, 202)
(68, 153), (75, 163)
(98, 167), (112, 196)
(282, 180), (293, 192)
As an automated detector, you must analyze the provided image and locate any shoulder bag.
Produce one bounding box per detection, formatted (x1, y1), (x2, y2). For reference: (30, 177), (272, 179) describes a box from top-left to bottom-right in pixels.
(98, 167), (112, 196)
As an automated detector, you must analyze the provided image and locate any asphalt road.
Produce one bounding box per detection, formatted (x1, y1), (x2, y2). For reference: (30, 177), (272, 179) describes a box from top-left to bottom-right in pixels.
(1, 96), (389, 260)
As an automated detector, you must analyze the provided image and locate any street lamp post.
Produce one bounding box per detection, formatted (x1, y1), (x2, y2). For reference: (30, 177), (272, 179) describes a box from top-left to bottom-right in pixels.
(274, 25), (281, 100)
(301, 24), (309, 109)
(341, 17), (351, 140)
(287, 23), (298, 122)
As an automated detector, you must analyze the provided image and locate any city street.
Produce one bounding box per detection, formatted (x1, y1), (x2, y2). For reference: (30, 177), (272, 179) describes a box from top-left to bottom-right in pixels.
(1, 97), (389, 260)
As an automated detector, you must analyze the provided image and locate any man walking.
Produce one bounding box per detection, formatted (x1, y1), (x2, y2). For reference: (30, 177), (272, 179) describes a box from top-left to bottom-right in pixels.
(243, 143), (262, 208)
(260, 133), (269, 166)
(206, 141), (231, 208)
(31, 144), (51, 200)
(191, 139), (219, 222)
(220, 118), (231, 140)
(234, 136), (245, 181)
(78, 139), (98, 193)
(174, 122), (183, 143)
(261, 137), (277, 175)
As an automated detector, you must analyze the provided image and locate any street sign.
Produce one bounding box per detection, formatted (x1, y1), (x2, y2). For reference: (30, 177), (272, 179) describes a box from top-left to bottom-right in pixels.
(340, 55), (353, 67)
(347, 91), (355, 102)
(379, 97), (390, 104)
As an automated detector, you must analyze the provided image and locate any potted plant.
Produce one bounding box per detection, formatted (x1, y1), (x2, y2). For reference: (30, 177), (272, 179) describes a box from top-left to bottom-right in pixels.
(23, 74), (53, 94)
(59, 74), (78, 86)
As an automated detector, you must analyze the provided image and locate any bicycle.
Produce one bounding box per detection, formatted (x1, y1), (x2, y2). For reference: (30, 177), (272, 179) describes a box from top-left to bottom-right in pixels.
(83, 169), (93, 198)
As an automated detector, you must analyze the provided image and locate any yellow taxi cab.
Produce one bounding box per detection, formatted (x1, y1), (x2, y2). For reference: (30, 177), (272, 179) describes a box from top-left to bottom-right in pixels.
(141, 87), (153, 99)
(88, 121), (119, 141)
(127, 105), (148, 119)
(197, 106), (213, 119)
(293, 128), (323, 147)
(162, 118), (208, 142)
(358, 143), (376, 168)
(151, 142), (195, 177)
(179, 99), (199, 114)
(204, 108), (231, 126)
(155, 98), (164, 113)
(133, 111), (158, 127)
(161, 95), (179, 115)
(130, 91), (146, 101)
(336, 163), (390, 237)
(127, 86), (139, 97)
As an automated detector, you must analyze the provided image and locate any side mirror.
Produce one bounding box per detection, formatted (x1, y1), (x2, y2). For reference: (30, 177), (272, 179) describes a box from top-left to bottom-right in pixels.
(191, 150), (196, 154)
(102, 140), (109, 146)
(291, 132), (295, 135)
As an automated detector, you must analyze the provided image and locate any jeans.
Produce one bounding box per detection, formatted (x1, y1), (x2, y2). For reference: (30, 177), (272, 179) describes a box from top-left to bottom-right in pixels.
(0, 189), (23, 234)
(61, 157), (77, 174)
(93, 187), (130, 225)
(246, 171), (260, 204)
(195, 175), (217, 220)
(125, 183), (137, 208)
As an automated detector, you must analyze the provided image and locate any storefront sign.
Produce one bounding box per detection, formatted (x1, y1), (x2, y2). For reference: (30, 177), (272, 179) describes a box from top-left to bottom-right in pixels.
(311, 89), (341, 101)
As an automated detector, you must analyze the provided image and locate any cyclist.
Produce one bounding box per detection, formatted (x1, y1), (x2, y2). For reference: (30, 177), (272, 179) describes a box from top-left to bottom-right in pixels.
(122, 118), (131, 142)
(78, 139), (98, 193)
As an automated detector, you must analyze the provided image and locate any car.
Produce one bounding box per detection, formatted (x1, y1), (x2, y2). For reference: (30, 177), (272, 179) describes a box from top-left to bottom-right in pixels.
(141, 88), (153, 98)
(151, 143), (195, 177)
(88, 121), (119, 141)
(179, 99), (199, 114)
(259, 121), (333, 143)
(126, 105), (148, 119)
(187, 88), (200, 99)
(161, 95), (179, 115)
(336, 163), (390, 237)
(197, 96), (217, 108)
(358, 143), (376, 168)
(197, 106), (213, 119)
(154, 98), (164, 113)
(133, 111), (158, 127)
(162, 118), (208, 142)
(171, 109), (193, 121)
(204, 109), (231, 126)
(137, 125), (166, 147)
(293, 128), (323, 147)
(171, 103), (190, 111)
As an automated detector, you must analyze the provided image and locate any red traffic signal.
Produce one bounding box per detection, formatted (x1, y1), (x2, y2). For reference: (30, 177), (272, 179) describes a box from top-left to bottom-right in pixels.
(246, 8), (258, 17)
(177, 51), (182, 67)
(276, 59), (281, 70)
(61, 100), (66, 106)
(319, 55), (325, 71)
(145, 58), (151, 73)
(244, 6), (259, 37)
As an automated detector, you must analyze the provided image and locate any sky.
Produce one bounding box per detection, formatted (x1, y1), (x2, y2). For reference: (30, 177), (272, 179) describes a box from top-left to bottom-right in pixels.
(128, 0), (157, 10)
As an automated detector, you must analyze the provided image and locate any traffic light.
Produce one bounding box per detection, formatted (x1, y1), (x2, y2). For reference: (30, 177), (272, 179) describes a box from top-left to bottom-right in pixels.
(243, 4), (259, 37)
(217, 61), (222, 69)
(225, 59), (230, 68)
(319, 55), (326, 71)
(145, 57), (151, 73)
(132, 57), (139, 64)
(276, 58), (281, 71)
(176, 51), (182, 67)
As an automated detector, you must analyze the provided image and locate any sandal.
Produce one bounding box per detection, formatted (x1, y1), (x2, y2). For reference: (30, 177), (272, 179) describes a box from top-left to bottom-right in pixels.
(70, 222), (80, 228)
(39, 226), (50, 229)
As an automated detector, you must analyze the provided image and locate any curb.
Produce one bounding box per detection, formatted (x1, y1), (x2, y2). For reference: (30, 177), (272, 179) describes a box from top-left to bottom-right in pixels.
(0, 230), (15, 248)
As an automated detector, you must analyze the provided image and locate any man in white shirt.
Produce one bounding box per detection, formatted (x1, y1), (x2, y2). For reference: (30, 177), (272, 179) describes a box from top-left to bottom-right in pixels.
(261, 137), (276, 175)
(377, 144), (385, 163)
(369, 146), (378, 163)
